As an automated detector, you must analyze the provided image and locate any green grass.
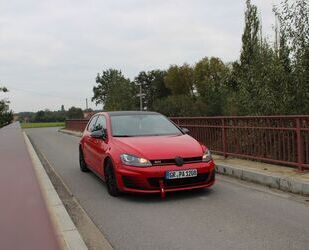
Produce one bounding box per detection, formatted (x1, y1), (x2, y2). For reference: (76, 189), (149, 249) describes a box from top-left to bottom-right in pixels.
(21, 122), (65, 129)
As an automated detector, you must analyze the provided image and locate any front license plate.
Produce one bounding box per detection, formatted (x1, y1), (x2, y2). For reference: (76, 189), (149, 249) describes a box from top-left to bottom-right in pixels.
(165, 169), (198, 179)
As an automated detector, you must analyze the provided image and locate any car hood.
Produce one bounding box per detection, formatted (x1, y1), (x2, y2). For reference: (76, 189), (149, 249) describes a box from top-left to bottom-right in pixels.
(113, 134), (203, 160)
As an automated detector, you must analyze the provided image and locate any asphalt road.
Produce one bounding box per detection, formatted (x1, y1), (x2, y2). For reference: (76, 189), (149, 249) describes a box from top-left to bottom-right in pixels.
(26, 127), (309, 250)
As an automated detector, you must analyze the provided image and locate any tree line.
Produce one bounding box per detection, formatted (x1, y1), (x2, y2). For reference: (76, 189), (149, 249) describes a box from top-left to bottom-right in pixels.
(17, 106), (86, 123)
(92, 0), (309, 117)
(0, 88), (87, 125)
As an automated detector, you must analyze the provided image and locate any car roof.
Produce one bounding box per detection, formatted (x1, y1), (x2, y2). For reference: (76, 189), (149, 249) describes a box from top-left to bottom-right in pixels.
(107, 111), (161, 116)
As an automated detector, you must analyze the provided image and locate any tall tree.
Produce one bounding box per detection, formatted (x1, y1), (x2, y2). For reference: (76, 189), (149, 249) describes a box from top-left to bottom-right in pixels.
(92, 69), (137, 111)
(267, 26), (292, 114)
(274, 0), (309, 114)
(240, 0), (260, 67)
(237, 0), (266, 115)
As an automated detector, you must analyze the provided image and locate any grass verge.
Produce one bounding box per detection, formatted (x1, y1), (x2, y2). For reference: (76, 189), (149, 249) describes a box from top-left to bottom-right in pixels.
(21, 122), (65, 129)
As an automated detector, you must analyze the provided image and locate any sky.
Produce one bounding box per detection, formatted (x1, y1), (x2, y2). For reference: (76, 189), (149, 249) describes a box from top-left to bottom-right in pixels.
(0, 0), (280, 112)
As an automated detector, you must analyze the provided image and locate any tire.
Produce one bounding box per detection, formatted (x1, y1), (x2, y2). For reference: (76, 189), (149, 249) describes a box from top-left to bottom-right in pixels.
(105, 160), (120, 197)
(79, 147), (89, 172)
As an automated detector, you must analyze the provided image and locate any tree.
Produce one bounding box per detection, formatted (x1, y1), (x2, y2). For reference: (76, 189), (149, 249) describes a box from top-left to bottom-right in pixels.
(92, 69), (137, 111)
(233, 0), (309, 115)
(34, 110), (46, 122)
(274, 0), (309, 114)
(164, 64), (194, 96)
(274, 0), (309, 60)
(67, 107), (84, 119)
(194, 57), (229, 115)
(134, 70), (171, 110)
(236, 0), (262, 115)
(266, 31), (292, 114)
(234, 0), (281, 115)
(240, 0), (260, 67)
(0, 86), (13, 127)
(153, 95), (207, 117)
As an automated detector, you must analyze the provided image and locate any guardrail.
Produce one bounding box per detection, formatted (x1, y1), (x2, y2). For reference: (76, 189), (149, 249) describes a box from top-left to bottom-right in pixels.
(0, 122), (60, 249)
(65, 115), (309, 171)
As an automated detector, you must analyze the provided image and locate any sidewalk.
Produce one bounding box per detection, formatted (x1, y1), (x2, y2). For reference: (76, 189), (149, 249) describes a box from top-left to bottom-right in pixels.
(214, 155), (309, 196)
(58, 128), (309, 196)
(0, 123), (60, 250)
(24, 132), (88, 250)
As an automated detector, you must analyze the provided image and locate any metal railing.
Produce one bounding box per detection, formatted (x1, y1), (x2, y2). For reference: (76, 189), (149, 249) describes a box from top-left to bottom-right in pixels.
(65, 119), (89, 132)
(171, 116), (309, 171)
(65, 115), (309, 171)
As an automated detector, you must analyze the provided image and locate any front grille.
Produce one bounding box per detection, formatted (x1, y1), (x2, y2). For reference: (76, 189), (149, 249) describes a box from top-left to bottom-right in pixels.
(148, 172), (209, 188)
(150, 156), (202, 166)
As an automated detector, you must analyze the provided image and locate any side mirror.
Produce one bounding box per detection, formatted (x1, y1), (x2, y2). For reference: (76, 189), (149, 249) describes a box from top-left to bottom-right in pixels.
(181, 127), (189, 134)
(90, 129), (107, 140)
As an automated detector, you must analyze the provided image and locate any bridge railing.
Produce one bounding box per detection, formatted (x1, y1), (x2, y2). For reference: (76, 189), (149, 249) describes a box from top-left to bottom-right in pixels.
(65, 115), (309, 171)
(65, 119), (89, 132)
(172, 116), (309, 171)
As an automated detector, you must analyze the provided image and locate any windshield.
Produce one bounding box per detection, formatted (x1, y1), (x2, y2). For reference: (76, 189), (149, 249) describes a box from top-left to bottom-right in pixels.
(111, 114), (182, 137)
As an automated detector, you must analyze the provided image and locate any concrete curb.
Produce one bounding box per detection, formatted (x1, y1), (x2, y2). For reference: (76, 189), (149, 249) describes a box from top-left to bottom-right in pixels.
(24, 132), (88, 250)
(59, 128), (82, 137)
(216, 164), (309, 196)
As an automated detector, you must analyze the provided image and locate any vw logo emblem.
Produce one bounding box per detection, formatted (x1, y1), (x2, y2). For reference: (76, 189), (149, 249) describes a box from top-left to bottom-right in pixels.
(175, 157), (184, 166)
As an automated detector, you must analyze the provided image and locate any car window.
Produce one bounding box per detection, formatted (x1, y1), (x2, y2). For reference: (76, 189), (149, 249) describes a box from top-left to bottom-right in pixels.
(111, 114), (182, 136)
(87, 116), (98, 132)
(94, 115), (106, 131)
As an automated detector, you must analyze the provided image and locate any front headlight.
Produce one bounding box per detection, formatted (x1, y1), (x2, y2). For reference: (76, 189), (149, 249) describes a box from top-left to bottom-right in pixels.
(120, 154), (152, 167)
(202, 149), (212, 162)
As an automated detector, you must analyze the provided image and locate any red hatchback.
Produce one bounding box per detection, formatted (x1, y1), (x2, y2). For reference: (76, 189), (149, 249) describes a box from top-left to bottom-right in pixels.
(79, 111), (215, 198)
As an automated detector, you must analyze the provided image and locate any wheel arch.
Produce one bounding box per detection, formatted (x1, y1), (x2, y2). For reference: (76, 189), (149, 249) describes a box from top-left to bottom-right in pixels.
(103, 156), (113, 179)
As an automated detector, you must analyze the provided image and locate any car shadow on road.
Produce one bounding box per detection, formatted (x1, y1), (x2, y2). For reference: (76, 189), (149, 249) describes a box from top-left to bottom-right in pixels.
(119, 187), (215, 203)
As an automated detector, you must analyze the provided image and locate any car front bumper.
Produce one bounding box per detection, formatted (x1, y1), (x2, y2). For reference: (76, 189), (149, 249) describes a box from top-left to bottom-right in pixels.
(115, 161), (216, 196)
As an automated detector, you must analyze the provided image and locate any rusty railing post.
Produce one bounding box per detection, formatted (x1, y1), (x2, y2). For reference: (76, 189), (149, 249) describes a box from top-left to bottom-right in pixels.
(222, 118), (227, 158)
(296, 117), (303, 171)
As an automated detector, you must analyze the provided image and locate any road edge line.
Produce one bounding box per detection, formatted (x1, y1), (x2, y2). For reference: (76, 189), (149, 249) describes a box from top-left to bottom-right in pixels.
(23, 132), (88, 250)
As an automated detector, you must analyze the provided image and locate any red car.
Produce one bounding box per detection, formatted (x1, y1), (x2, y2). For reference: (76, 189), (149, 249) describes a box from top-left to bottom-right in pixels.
(79, 111), (215, 198)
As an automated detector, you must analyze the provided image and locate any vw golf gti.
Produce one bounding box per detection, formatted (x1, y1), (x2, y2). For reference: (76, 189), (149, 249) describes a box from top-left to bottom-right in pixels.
(79, 111), (215, 198)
